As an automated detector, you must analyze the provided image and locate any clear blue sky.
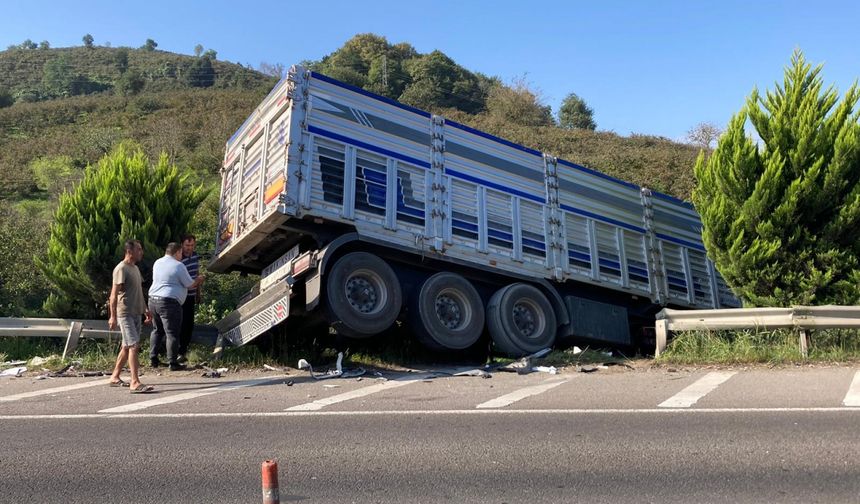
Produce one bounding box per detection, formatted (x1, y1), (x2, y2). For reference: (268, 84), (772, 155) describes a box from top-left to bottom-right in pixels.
(3, 0), (859, 141)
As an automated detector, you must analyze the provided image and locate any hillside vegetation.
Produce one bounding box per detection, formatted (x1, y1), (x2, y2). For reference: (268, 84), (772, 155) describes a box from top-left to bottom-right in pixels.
(0, 34), (703, 317)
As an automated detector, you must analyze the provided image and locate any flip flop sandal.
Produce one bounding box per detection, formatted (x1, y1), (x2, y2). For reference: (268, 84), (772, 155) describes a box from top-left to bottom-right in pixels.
(109, 379), (130, 387)
(130, 385), (155, 394)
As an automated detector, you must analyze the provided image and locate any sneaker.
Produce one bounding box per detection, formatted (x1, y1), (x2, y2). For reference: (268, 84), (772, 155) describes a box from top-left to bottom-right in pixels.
(177, 354), (187, 364)
(168, 362), (187, 372)
(150, 358), (161, 368)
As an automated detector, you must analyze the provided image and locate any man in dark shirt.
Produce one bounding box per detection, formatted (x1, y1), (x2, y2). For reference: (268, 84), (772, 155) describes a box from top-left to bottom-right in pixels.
(178, 234), (201, 363)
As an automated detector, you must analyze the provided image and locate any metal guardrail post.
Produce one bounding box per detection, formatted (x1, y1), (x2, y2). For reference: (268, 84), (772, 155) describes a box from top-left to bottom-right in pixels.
(62, 321), (83, 360)
(799, 329), (809, 359)
(655, 319), (669, 357)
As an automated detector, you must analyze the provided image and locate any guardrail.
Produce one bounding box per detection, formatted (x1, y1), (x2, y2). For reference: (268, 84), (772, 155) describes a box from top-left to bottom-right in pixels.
(0, 317), (218, 359)
(654, 306), (860, 357)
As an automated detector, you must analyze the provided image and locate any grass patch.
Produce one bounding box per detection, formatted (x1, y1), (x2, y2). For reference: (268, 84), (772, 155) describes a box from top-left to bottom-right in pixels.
(0, 337), (63, 364)
(657, 328), (860, 365)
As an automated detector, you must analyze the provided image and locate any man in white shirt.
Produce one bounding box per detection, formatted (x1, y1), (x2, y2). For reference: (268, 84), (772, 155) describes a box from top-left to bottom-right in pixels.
(148, 242), (204, 371)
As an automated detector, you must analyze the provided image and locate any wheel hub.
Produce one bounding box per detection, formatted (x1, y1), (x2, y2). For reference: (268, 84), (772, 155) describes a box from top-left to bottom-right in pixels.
(435, 294), (463, 330)
(512, 303), (537, 337)
(346, 277), (378, 313)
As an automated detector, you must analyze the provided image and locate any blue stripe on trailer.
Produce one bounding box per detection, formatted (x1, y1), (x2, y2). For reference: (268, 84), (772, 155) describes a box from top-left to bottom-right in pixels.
(446, 120), (543, 158)
(560, 204), (646, 233)
(568, 250), (591, 261)
(651, 190), (695, 210)
(452, 218), (478, 232)
(361, 168), (387, 184)
(308, 125), (431, 169)
(599, 258), (621, 270)
(445, 168), (545, 204)
(397, 204), (425, 218)
(488, 228), (513, 242)
(667, 275), (688, 288)
(522, 238), (546, 251)
(628, 265), (649, 277)
(556, 159), (641, 191)
(311, 71), (432, 119)
(656, 233), (706, 251)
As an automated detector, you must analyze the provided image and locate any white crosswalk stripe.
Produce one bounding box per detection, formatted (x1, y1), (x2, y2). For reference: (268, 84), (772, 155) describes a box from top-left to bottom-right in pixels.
(286, 374), (431, 411)
(98, 377), (283, 413)
(842, 371), (860, 407)
(658, 371), (736, 408)
(0, 378), (109, 402)
(476, 378), (569, 409)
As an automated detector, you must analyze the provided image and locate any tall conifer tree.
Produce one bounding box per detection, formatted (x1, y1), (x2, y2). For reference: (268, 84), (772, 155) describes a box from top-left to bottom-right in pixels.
(38, 144), (208, 316)
(693, 51), (860, 306)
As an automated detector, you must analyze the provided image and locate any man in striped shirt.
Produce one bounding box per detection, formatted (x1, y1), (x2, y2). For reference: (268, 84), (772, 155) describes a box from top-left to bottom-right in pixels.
(178, 234), (201, 363)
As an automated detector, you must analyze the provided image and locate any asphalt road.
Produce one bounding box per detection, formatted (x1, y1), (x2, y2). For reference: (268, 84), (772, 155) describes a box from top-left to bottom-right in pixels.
(1, 365), (860, 503)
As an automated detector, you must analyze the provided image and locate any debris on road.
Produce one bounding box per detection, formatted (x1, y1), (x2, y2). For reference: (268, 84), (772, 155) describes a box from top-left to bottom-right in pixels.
(452, 369), (492, 379)
(201, 366), (229, 378)
(263, 364), (287, 373)
(496, 347), (555, 375)
(0, 366), (27, 378)
(297, 352), (366, 380)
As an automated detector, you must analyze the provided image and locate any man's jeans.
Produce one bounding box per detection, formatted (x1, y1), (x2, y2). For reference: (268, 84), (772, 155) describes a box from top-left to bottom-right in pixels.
(178, 296), (196, 357)
(149, 296), (182, 364)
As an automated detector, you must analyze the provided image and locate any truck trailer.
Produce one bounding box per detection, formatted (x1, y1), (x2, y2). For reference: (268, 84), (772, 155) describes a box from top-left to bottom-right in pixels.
(209, 65), (739, 356)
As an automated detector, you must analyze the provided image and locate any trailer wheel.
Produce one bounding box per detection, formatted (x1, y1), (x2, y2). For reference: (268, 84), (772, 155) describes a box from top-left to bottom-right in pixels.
(411, 272), (485, 351)
(487, 283), (556, 356)
(325, 252), (402, 338)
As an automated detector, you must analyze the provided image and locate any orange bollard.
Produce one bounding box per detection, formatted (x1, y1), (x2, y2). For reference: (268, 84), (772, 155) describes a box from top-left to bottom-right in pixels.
(262, 460), (280, 504)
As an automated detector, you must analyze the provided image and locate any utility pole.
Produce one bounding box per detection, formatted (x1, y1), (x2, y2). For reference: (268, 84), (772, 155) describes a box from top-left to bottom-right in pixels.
(382, 55), (388, 89)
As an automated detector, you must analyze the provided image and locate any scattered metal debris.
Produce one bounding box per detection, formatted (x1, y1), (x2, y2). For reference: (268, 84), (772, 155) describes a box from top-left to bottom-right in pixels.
(201, 366), (229, 378)
(297, 352), (366, 380)
(496, 347), (554, 375)
(263, 364), (286, 372)
(452, 369), (492, 378)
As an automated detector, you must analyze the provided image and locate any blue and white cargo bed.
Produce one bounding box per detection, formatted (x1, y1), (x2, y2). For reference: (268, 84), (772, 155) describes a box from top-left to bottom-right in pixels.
(210, 65), (738, 350)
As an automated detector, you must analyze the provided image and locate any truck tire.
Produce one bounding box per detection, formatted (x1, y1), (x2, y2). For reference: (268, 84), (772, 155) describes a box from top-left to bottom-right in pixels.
(325, 252), (402, 338)
(487, 283), (556, 356)
(411, 272), (485, 351)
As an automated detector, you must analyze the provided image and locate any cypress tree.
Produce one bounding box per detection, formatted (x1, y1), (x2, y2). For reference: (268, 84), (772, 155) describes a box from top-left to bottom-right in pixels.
(38, 143), (208, 317)
(693, 50), (860, 306)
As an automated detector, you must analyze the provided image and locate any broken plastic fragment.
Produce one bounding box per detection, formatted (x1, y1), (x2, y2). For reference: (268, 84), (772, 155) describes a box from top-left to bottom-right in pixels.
(298, 352), (365, 380)
(0, 366), (27, 378)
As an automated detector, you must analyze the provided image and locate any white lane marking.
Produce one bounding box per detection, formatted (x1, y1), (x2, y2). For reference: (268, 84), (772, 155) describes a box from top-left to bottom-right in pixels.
(0, 379), (109, 402)
(476, 379), (568, 409)
(658, 371), (737, 408)
(286, 374), (431, 411)
(843, 371), (860, 407)
(3, 407), (860, 420)
(99, 377), (283, 413)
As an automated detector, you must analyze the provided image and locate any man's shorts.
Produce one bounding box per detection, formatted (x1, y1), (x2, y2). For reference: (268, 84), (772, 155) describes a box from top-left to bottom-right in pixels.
(118, 315), (142, 347)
